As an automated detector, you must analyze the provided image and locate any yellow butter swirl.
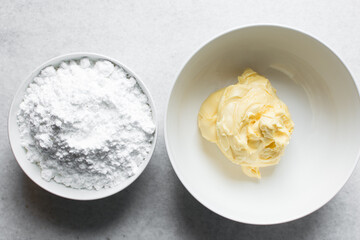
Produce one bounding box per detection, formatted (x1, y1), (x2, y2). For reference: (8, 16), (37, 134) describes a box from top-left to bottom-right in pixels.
(198, 68), (294, 178)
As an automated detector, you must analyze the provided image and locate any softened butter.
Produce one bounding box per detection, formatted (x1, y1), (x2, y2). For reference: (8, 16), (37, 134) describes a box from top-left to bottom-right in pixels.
(198, 68), (294, 178)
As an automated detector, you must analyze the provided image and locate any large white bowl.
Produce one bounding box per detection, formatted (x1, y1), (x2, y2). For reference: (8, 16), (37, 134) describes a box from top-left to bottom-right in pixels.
(8, 52), (157, 200)
(165, 25), (360, 224)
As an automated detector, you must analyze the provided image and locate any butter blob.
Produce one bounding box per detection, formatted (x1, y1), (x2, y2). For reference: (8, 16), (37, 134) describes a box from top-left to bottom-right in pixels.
(198, 68), (294, 178)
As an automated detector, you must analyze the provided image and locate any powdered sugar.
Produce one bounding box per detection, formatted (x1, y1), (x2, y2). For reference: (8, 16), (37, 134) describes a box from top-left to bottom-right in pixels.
(17, 58), (156, 190)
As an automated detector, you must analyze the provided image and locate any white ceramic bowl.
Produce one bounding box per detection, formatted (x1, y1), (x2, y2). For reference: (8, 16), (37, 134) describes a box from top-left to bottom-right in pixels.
(165, 25), (360, 224)
(8, 52), (157, 200)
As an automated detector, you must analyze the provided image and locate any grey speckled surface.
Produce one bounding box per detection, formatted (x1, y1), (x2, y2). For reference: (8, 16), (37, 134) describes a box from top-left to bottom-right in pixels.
(1, 0), (360, 239)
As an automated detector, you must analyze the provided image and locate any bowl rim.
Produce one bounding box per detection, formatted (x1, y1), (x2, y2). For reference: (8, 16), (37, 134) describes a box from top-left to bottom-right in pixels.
(164, 24), (360, 225)
(8, 52), (158, 201)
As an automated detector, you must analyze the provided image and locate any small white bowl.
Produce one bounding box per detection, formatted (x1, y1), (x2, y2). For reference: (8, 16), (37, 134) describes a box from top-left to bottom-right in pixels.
(165, 25), (360, 224)
(8, 52), (157, 200)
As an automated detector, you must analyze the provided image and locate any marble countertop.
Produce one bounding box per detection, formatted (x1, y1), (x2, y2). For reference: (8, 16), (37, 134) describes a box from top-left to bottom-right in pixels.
(1, 0), (360, 239)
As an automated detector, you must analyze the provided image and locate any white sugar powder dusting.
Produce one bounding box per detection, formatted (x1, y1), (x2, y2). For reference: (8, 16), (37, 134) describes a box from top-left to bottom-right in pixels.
(17, 58), (156, 190)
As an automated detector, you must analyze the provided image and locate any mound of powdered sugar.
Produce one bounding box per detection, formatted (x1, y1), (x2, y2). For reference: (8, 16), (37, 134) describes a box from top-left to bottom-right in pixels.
(17, 58), (156, 190)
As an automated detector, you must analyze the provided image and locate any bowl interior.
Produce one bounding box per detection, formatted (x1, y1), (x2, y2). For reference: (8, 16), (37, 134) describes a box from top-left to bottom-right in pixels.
(8, 53), (157, 200)
(166, 26), (360, 224)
